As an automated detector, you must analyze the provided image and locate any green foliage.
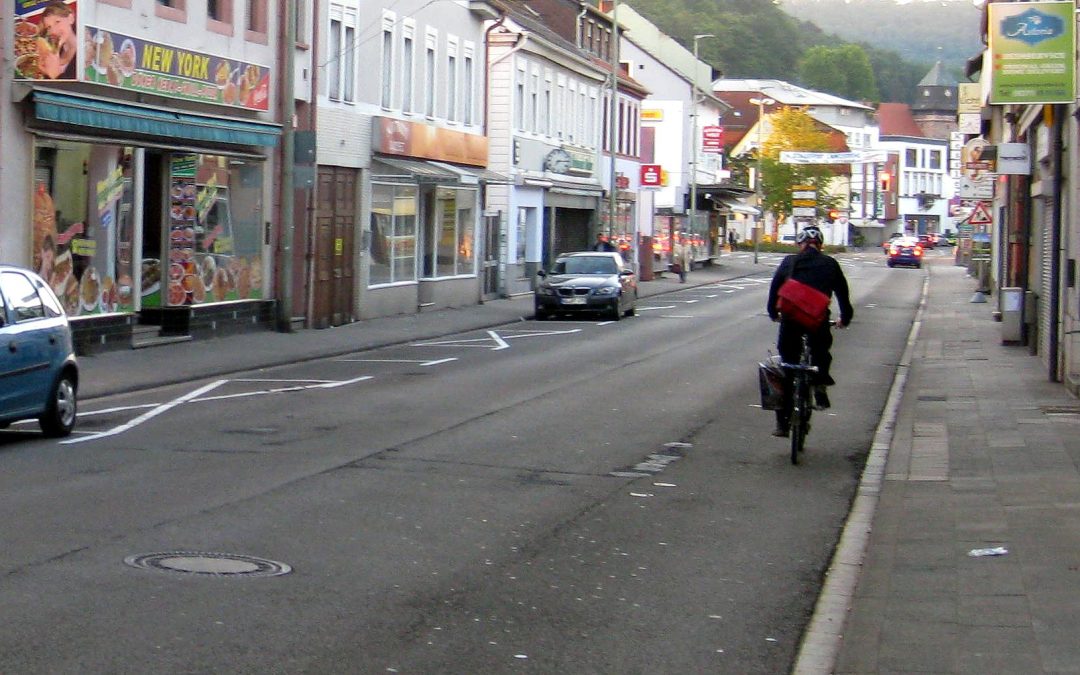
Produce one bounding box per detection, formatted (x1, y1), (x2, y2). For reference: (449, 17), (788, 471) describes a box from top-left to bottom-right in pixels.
(760, 109), (843, 232)
(798, 45), (878, 102)
(628, 0), (952, 105)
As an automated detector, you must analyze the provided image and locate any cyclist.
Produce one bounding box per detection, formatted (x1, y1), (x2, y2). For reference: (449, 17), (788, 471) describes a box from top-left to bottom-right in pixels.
(766, 225), (853, 437)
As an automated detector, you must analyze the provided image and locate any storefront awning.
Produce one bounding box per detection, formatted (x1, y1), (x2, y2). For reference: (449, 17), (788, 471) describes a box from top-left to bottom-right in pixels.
(721, 200), (760, 216)
(31, 91), (281, 147)
(374, 157), (510, 184)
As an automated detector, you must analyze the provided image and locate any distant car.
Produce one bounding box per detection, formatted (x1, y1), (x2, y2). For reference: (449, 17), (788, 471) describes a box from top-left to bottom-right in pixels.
(534, 252), (637, 321)
(886, 237), (924, 269)
(882, 232), (905, 253)
(943, 232), (958, 247)
(780, 234), (796, 244)
(0, 265), (79, 437)
(918, 233), (938, 249)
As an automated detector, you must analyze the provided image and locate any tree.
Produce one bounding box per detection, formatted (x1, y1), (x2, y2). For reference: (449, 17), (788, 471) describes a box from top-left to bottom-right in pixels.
(798, 44), (878, 102)
(759, 108), (844, 240)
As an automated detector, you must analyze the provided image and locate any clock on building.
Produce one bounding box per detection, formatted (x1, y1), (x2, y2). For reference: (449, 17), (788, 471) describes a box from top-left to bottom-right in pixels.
(544, 148), (572, 174)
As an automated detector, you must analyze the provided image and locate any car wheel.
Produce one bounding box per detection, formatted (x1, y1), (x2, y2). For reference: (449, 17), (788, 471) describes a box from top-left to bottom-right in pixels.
(39, 371), (77, 438)
(887, 261), (895, 268)
(609, 300), (622, 321)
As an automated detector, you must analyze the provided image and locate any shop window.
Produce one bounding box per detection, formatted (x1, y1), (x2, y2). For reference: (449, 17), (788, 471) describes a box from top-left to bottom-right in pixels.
(155, 154), (265, 308)
(423, 187), (476, 279)
(34, 142), (137, 317)
(370, 183), (417, 286)
(155, 0), (187, 22)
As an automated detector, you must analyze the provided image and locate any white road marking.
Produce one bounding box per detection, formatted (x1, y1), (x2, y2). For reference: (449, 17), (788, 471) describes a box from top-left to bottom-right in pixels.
(63, 380), (228, 445)
(337, 357), (459, 366)
(488, 330), (511, 350)
(636, 305), (677, 312)
(660, 315), (695, 319)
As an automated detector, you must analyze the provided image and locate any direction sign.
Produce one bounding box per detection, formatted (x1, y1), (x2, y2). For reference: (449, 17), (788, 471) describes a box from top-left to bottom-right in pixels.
(792, 207), (816, 217)
(969, 201), (993, 225)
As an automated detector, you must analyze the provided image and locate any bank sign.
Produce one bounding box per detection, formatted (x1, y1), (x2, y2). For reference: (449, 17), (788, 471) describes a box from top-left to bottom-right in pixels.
(989, 1), (1075, 104)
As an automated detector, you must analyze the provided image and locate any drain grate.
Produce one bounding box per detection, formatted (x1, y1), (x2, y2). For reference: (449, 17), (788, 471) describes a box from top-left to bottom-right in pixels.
(1041, 405), (1080, 416)
(124, 552), (292, 577)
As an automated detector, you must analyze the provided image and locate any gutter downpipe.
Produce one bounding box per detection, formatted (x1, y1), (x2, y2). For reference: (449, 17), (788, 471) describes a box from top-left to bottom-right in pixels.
(277, 0), (298, 332)
(483, 11), (509, 134)
(607, 0), (619, 238)
(1048, 105), (1063, 381)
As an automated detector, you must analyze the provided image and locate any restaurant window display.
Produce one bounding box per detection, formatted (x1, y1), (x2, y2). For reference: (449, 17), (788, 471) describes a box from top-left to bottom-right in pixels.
(424, 187), (476, 278)
(149, 154), (264, 307)
(369, 182), (418, 286)
(33, 141), (136, 317)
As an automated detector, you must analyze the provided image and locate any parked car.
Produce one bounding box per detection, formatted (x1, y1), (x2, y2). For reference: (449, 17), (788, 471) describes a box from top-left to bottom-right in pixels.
(943, 232), (958, 247)
(534, 252), (637, 320)
(918, 233), (939, 249)
(0, 265), (79, 437)
(886, 237), (924, 269)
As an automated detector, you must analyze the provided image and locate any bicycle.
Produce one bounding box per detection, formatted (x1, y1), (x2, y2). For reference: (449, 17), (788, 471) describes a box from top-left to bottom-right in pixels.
(781, 332), (818, 464)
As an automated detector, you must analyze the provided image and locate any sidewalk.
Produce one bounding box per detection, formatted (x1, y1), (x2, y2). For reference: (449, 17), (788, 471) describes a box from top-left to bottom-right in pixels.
(798, 263), (1080, 674)
(77, 259), (764, 399)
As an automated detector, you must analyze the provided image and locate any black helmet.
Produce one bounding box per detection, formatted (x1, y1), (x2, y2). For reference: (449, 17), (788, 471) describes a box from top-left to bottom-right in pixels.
(796, 226), (824, 245)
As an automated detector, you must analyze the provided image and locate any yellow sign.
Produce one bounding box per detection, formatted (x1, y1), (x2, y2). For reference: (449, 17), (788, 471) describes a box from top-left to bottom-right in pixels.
(641, 109), (664, 122)
(334, 238), (344, 256)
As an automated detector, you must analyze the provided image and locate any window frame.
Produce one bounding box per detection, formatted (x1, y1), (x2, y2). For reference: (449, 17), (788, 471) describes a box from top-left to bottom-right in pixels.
(206, 0), (234, 36)
(245, 0), (269, 44)
(380, 12), (395, 110)
(155, 0), (188, 23)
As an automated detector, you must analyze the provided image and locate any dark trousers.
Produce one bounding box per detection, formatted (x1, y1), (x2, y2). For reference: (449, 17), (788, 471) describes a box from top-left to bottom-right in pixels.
(775, 320), (834, 427)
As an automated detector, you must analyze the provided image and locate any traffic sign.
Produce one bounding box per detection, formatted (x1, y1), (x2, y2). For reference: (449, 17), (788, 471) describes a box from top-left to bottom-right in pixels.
(969, 201), (993, 225)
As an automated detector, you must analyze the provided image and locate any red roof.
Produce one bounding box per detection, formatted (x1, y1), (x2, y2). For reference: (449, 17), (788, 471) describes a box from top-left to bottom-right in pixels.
(877, 103), (924, 137)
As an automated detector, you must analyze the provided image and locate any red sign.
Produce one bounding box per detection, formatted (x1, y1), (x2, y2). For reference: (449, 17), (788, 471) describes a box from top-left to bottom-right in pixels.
(702, 125), (724, 153)
(615, 175), (630, 190)
(969, 201), (993, 225)
(640, 164), (662, 187)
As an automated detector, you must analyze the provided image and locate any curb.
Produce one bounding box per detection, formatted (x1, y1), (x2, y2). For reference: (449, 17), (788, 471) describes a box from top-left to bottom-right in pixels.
(791, 270), (931, 674)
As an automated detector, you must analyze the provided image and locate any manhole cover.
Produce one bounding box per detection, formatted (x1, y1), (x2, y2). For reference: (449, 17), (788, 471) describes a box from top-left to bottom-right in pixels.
(124, 552), (292, 577)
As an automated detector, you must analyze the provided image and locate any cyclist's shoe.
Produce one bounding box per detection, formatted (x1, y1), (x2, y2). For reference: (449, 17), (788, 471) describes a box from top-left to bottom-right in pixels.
(814, 385), (831, 410)
(772, 425), (789, 437)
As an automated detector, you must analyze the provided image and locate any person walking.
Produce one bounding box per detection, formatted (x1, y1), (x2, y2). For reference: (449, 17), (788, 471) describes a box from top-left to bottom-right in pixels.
(766, 225), (853, 436)
(675, 238), (692, 283)
(593, 233), (616, 252)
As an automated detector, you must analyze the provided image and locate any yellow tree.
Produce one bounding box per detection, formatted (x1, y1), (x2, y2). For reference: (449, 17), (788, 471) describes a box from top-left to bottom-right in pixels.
(760, 107), (845, 241)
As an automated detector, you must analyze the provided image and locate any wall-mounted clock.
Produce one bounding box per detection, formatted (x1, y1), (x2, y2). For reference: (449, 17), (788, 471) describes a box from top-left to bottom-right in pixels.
(544, 148), (572, 174)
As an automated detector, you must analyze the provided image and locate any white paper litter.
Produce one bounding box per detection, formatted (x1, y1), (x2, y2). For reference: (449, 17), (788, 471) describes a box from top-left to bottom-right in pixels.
(968, 546), (1009, 557)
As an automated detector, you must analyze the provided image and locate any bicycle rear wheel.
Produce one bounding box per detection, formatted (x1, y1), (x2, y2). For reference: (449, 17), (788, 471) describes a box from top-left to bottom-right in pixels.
(790, 378), (809, 464)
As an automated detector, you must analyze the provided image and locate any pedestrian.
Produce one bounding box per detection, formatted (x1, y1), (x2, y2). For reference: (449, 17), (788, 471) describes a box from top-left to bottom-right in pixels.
(675, 238), (692, 283)
(728, 230), (737, 251)
(593, 233), (616, 252)
(766, 225), (853, 436)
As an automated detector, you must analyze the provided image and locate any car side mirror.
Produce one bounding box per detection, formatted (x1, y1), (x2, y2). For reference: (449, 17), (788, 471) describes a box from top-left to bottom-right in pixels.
(537, 270), (547, 278)
(619, 269), (634, 276)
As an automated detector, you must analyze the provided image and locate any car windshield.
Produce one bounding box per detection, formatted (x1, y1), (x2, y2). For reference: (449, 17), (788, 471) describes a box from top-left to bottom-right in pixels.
(553, 256), (618, 275)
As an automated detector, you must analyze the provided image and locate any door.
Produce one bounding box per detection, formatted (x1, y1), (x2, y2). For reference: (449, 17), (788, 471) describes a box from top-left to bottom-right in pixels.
(313, 167), (357, 328)
(482, 211), (500, 300)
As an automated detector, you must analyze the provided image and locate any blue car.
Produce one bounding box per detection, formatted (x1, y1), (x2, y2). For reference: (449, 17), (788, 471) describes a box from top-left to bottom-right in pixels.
(0, 265), (79, 437)
(886, 237), (924, 269)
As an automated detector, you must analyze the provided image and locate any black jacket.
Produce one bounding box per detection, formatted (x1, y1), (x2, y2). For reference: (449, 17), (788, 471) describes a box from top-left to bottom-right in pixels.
(767, 247), (854, 325)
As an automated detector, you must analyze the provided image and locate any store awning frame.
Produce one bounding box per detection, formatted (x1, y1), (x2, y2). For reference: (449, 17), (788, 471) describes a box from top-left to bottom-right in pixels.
(31, 91), (281, 148)
(373, 156), (511, 185)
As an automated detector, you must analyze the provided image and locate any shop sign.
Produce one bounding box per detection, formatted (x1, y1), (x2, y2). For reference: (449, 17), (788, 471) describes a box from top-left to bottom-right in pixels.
(96, 165), (124, 217)
(994, 143), (1030, 175)
(957, 82), (982, 114)
(82, 26), (271, 111)
(988, 1), (1075, 105)
(641, 109), (663, 122)
(373, 116), (488, 167)
(701, 126), (724, 154)
(615, 175), (630, 190)
(640, 164), (662, 187)
(70, 238), (95, 257)
(14, 0), (79, 81)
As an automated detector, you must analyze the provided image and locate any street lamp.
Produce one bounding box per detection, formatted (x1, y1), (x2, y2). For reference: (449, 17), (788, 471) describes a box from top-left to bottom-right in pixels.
(748, 96), (774, 264)
(688, 34), (714, 259)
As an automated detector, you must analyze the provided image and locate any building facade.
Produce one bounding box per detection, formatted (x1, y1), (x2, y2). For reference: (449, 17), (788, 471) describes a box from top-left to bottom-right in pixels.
(2, 0), (287, 351)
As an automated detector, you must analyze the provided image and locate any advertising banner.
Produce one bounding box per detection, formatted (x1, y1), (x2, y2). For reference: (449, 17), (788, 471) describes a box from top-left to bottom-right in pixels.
(988, 1), (1075, 104)
(14, 0), (79, 81)
(82, 26), (270, 111)
(701, 126), (723, 154)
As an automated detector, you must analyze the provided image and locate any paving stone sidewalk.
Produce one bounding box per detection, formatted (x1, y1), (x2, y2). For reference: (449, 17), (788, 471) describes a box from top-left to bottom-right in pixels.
(829, 263), (1080, 674)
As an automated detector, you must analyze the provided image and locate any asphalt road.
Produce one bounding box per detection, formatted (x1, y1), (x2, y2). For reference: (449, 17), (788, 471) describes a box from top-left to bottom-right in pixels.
(0, 250), (926, 673)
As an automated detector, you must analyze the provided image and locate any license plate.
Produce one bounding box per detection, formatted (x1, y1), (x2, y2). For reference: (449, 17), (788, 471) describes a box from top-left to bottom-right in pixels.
(562, 297), (586, 305)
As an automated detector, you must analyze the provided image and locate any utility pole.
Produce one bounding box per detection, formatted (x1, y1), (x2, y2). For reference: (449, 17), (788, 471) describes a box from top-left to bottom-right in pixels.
(749, 96), (774, 265)
(607, 0), (619, 238)
(277, 0), (298, 331)
(689, 34), (714, 256)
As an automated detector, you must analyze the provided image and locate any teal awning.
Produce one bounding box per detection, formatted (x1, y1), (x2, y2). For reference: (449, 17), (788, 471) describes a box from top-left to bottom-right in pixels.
(32, 91), (281, 147)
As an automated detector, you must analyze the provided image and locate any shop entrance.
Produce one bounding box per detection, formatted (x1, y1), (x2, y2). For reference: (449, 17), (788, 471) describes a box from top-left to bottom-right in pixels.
(313, 166), (357, 328)
(482, 211), (500, 299)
